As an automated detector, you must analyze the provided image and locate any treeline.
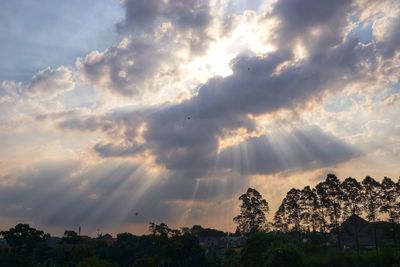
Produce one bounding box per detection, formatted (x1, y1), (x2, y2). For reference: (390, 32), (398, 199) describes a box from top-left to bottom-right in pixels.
(273, 174), (400, 233)
(0, 223), (208, 267)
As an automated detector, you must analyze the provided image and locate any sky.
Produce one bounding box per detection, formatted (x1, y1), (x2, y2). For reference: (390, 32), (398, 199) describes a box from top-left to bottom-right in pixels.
(0, 0), (399, 237)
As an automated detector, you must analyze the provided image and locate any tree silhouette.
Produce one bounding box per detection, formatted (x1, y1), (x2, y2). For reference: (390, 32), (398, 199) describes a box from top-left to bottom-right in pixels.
(341, 177), (364, 253)
(299, 186), (320, 233)
(341, 177), (363, 217)
(314, 174), (343, 248)
(149, 222), (180, 238)
(362, 176), (382, 255)
(380, 177), (399, 223)
(234, 188), (269, 235)
(273, 203), (288, 232)
(275, 188), (305, 242)
(62, 230), (79, 244)
(0, 224), (49, 266)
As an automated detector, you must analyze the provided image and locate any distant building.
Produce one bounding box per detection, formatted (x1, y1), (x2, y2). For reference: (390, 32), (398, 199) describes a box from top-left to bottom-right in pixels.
(98, 233), (116, 245)
(336, 214), (395, 249)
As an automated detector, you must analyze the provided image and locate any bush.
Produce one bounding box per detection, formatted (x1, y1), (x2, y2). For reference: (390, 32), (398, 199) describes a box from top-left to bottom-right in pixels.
(240, 232), (285, 267)
(263, 241), (308, 267)
(77, 256), (118, 267)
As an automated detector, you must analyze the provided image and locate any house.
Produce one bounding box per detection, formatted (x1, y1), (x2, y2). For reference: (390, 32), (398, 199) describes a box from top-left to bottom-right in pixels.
(337, 214), (395, 249)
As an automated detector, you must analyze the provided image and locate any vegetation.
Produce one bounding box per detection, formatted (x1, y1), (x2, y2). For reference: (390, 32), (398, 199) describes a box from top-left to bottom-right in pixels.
(233, 188), (270, 235)
(0, 174), (399, 266)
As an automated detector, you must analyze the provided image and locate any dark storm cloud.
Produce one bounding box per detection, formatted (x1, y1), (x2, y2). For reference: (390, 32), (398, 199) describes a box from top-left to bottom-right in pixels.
(219, 127), (359, 175)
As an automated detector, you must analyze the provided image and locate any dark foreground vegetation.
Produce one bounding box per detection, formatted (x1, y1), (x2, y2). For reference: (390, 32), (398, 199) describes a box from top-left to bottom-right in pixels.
(0, 174), (399, 267)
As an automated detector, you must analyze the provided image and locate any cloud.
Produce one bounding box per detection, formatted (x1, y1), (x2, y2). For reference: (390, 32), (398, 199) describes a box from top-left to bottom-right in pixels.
(27, 66), (75, 98)
(78, 38), (178, 97)
(78, 0), (214, 97)
(218, 127), (359, 175)
(93, 142), (144, 158)
(270, 0), (353, 52)
(373, 15), (400, 57)
(118, 0), (213, 53)
(0, 158), (247, 231)
(61, 18), (376, 180)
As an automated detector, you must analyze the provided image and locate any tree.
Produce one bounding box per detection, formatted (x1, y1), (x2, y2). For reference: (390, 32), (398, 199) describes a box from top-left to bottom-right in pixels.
(77, 256), (118, 267)
(298, 186), (320, 233)
(263, 241), (308, 267)
(234, 188), (269, 235)
(273, 204), (288, 232)
(322, 174), (344, 230)
(277, 188), (303, 239)
(240, 232), (282, 267)
(380, 177), (399, 223)
(341, 177), (363, 218)
(0, 224), (49, 266)
(149, 222), (180, 238)
(380, 177), (400, 245)
(315, 174), (343, 248)
(362, 176), (382, 255)
(62, 230), (79, 244)
(341, 177), (364, 253)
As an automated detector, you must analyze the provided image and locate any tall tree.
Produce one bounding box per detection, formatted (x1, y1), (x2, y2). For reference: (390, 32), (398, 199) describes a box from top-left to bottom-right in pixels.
(324, 174), (344, 229)
(341, 177), (364, 253)
(280, 188), (303, 232)
(299, 186), (320, 233)
(380, 177), (399, 223)
(315, 174), (343, 233)
(315, 181), (329, 234)
(362, 176), (382, 222)
(341, 177), (363, 218)
(316, 174), (343, 248)
(273, 204), (288, 232)
(234, 188), (269, 235)
(362, 176), (382, 255)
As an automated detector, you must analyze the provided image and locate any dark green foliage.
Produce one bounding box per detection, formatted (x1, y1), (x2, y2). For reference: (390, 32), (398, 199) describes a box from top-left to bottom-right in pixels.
(191, 225), (226, 237)
(306, 247), (400, 267)
(0, 224), (49, 267)
(106, 225), (207, 267)
(263, 241), (308, 267)
(62, 230), (79, 244)
(240, 232), (284, 267)
(77, 256), (118, 267)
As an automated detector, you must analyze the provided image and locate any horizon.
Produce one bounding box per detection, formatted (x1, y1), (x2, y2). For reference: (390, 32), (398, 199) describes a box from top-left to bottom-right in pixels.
(1, 0), (400, 238)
